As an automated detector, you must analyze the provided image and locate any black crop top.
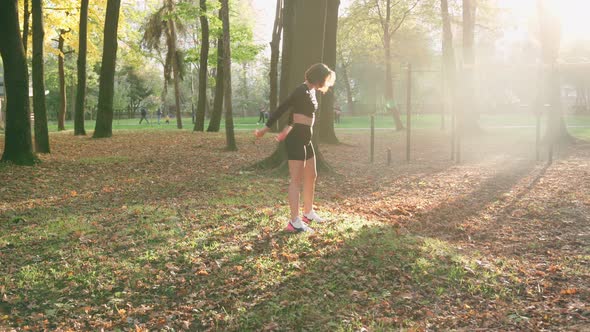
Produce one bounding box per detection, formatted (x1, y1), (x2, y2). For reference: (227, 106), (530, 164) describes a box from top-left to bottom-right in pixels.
(265, 83), (318, 128)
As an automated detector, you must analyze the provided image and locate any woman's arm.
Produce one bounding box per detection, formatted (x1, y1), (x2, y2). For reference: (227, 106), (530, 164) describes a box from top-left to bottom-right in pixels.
(264, 85), (303, 128)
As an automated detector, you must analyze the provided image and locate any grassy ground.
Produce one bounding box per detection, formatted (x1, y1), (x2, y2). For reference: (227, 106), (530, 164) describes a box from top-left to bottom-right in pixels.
(40, 113), (590, 132)
(0, 128), (588, 331)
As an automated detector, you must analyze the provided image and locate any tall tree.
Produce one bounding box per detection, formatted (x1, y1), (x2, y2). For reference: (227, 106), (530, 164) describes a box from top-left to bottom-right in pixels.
(219, 0), (236, 150)
(537, 0), (571, 142)
(0, 0), (36, 165)
(207, 3), (226, 132)
(74, 0), (89, 136)
(194, 0), (210, 131)
(143, 0), (185, 129)
(336, 15), (355, 115)
(268, 0), (283, 124)
(32, 0), (50, 153)
(93, 0), (121, 138)
(254, 0), (339, 171)
(441, 0), (456, 131)
(318, 0), (340, 144)
(23, 0), (31, 54)
(460, 0), (477, 133)
(56, 29), (71, 131)
(382, 0), (420, 131)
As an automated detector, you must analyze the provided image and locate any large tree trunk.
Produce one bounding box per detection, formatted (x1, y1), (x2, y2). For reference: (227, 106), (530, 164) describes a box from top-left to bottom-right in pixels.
(220, 0), (237, 151)
(32, 0), (50, 153)
(0, 0), (36, 165)
(93, 0), (121, 138)
(74, 0), (89, 136)
(57, 31), (67, 131)
(193, 0), (209, 131)
(318, 0), (340, 144)
(253, 0), (338, 172)
(269, 0), (283, 120)
(207, 7), (226, 132)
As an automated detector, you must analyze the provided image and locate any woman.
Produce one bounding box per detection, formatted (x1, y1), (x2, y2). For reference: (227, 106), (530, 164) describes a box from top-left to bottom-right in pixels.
(255, 63), (336, 233)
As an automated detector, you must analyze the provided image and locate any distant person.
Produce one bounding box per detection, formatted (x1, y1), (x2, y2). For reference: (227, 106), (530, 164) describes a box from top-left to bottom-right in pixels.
(254, 63), (335, 233)
(334, 104), (342, 124)
(165, 114), (170, 124)
(258, 106), (267, 124)
(156, 107), (163, 124)
(139, 107), (149, 124)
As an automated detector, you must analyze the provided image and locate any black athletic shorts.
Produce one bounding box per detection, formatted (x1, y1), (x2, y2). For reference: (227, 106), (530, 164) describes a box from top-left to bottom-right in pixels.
(285, 123), (315, 161)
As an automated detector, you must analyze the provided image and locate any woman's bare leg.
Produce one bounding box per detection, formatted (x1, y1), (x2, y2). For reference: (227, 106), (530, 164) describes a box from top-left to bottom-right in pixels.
(288, 160), (305, 221)
(302, 157), (317, 214)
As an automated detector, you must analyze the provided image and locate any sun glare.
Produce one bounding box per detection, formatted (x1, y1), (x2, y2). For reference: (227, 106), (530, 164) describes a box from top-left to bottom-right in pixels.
(541, 0), (590, 41)
(503, 0), (590, 42)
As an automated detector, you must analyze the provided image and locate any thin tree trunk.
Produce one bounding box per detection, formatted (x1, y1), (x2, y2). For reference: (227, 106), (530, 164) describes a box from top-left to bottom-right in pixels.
(23, 0), (30, 54)
(318, 0), (339, 144)
(207, 7), (225, 132)
(194, 0), (209, 131)
(166, 0), (183, 129)
(220, 0), (237, 151)
(57, 31), (67, 131)
(74, 0), (89, 136)
(537, 0), (572, 143)
(32, 0), (50, 153)
(339, 56), (354, 115)
(441, 0), (456, 136)
(93, 0), (121, 138)
(0, 0), (36, 165)
(461, 0), (478, 133)
(384, 0), (404, 131)
(191, 64), (195, 123)
(269, 0), (283, 118)
(241, 62), (248, 117)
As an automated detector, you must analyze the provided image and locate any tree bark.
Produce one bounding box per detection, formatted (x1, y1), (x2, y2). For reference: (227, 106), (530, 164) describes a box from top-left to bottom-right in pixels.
(318, 0), (340, 144)
(23, 0), (30, 54)
(93, 0), (121, 138)
(269, 0), (283, 119)
(32, 0), (50, 153)
(441, 0), (456, 133)
(460, 0), (479, 133)
(253, 0), (338, 172)
(57, 30), (68, 131)
(207, 7), (225, 132)
(166, 0), (183, 129)
(383, 0), (404, 131)
(0, 0), (36, 165)
(220, 0), (237, 151)
(74, 0), (89, 136)
(537, 0), (572, 142)
(193, 0), (209, 131)
(339, 55), (354, 115)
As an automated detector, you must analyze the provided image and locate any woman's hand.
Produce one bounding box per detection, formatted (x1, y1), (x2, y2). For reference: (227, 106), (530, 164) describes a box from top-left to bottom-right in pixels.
(275, 125), (292, 142)
(254, 127), (269, 138)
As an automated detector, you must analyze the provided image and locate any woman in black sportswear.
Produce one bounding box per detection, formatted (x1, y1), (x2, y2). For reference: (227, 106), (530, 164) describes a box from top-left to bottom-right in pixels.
(255, 63), (335, 233)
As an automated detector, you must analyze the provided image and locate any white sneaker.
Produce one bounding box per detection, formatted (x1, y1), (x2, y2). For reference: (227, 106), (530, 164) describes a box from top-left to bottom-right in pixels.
(285, 216), (315, 233)
(303, 210), (324, 223)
